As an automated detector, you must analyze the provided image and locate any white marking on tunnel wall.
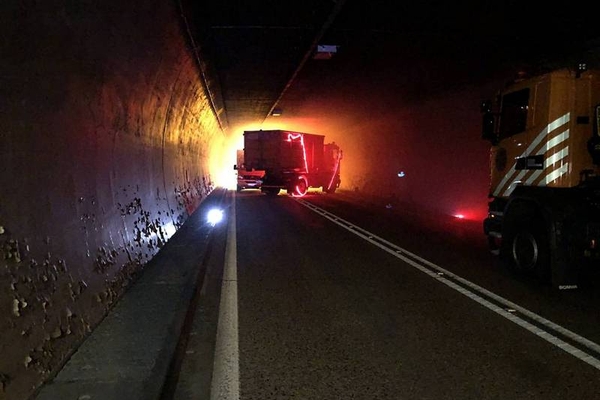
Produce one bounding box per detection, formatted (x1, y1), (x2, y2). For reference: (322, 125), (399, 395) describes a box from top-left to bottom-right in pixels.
(296, 198), (600, 371)
(210, 192), (240, 400)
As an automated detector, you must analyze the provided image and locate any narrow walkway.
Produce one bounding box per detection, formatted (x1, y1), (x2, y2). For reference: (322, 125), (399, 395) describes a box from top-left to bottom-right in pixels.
(33, 189), (227, 400)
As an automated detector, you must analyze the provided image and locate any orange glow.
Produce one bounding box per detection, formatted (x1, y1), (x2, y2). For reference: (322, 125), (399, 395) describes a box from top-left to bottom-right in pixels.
(209, 123), (269, 190)
(209, 132), (237, 190)
(209, 125), (259, 190)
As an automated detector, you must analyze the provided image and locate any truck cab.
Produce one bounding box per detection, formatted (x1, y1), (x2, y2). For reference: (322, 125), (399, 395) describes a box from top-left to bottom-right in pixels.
(481, 64), (600, 289)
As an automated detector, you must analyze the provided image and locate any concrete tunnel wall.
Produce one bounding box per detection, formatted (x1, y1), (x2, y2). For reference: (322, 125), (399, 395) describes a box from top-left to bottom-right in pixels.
(0, 2), (225, 399)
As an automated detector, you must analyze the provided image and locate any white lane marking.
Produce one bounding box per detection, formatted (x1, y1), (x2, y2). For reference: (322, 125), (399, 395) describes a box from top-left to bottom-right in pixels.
(210, 192), (240, 400)
(296, 198), (600, 370)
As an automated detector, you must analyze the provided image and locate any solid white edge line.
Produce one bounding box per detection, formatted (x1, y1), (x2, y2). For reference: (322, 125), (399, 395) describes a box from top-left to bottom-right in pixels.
(296, 198), (600, 371)
(210, 191), (240, 400)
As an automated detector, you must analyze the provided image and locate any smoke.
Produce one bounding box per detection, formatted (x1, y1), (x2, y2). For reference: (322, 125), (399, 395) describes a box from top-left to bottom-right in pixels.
(267, 61), (506, 222)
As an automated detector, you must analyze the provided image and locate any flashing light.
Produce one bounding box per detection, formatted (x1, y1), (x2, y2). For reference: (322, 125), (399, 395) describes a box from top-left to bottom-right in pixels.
(206, 208), (224, 226)
(454, 214), (465, 219)
(397, 171), (405, 178)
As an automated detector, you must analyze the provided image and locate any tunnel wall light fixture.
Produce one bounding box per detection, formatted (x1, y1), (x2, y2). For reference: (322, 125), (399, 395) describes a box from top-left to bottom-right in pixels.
(314, 44), (338, 60)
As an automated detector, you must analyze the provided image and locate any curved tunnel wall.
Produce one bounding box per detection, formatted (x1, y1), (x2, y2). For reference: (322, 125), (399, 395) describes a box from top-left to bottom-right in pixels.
(0, 2), (224, 399)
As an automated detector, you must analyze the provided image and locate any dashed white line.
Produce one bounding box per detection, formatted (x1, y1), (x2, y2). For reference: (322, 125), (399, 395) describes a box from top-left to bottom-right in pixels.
(296, 198), (600, 371)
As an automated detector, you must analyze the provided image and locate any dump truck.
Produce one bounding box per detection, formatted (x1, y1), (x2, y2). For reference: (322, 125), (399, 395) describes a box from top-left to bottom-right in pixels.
(481, 64), (600, 289)
(240, 129), (342, 196)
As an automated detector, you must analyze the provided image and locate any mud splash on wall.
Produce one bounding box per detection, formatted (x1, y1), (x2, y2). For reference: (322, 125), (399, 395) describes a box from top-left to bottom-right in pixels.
(0, 2), (223, 399)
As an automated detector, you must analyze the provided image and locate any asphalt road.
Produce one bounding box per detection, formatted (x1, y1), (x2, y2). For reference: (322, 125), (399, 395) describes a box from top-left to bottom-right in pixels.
(175, 189), (600, 400)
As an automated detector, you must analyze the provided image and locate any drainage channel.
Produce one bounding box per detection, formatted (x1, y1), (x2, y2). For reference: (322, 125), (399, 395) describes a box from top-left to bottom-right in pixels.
(159, 189), (230, 400)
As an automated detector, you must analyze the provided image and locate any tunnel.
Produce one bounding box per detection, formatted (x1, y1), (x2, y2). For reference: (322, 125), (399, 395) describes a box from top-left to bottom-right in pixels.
(4, 1), (600, 399)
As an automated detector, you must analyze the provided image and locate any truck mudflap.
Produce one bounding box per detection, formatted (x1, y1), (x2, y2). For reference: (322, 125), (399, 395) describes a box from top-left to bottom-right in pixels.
(550, 245), (580, 290)
(548, 212), (597, 290)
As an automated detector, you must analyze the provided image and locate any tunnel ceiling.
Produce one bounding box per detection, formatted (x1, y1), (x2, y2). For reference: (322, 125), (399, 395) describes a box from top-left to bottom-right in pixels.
(183, 0), (600, 132)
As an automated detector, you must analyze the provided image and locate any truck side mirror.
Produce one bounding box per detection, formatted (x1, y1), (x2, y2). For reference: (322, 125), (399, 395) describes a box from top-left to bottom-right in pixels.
(233, 164), (238, 170)
(481, 100), (497, 143)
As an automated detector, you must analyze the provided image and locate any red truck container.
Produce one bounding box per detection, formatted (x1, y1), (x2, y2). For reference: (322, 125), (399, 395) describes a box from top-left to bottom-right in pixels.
(242, 129), (342, 196)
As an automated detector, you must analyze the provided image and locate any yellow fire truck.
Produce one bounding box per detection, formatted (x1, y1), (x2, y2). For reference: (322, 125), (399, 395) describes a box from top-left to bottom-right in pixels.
(481, 64), (600, 289)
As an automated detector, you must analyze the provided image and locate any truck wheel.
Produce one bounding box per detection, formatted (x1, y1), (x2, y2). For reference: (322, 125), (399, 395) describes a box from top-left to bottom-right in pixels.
(291, 176), (308, 197)
(507, 219), (551, 283)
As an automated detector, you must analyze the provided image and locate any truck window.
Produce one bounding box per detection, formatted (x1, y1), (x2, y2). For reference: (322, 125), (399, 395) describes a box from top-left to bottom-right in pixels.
(499, 88), (530, 139)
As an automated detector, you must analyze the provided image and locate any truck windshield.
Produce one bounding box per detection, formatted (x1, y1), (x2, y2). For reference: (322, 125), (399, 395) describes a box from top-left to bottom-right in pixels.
(499, 88), (529, 139)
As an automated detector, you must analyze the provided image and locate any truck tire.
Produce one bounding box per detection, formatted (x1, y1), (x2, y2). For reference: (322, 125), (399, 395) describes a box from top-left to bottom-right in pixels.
(290, 176), (308, 197)
(502, 212), (551, 283)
